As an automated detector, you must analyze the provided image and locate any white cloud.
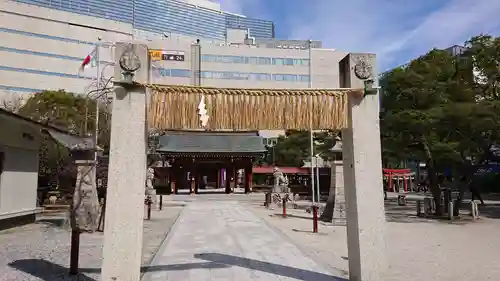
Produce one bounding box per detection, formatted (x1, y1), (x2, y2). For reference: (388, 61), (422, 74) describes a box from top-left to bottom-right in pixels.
(214, 0), (500, 70)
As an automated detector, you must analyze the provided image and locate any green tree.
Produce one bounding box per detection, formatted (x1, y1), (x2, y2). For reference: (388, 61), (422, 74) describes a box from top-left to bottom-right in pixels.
(261, 130), (338, 167)
(380, 35), (500, 215)
(18, 90), (111, 180)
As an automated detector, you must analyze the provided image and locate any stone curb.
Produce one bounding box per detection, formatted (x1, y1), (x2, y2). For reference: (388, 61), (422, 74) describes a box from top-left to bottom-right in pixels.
(140, 202), (188, 281)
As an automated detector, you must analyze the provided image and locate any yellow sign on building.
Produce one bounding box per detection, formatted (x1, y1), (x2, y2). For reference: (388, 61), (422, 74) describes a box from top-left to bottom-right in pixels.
(149, 50), (163, 61)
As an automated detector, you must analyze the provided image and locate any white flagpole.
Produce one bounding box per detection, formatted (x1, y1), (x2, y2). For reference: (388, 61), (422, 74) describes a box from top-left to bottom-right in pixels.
(308, 39), (315, 204)
(316, 156), (320, 202)
(94, 43), (100, 162)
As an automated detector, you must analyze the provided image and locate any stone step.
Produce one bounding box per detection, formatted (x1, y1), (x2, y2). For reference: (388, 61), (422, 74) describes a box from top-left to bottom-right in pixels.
(40, 210), (68, 216)
(43, 204), (70, 209)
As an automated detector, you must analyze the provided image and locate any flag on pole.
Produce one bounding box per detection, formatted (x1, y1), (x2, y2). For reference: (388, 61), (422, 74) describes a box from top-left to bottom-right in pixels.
(79, 47), (97, 75)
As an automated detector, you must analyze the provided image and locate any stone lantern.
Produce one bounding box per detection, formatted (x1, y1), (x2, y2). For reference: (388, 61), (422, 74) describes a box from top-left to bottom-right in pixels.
(46, 130), (100, 232)
(330, 136), (346, 225)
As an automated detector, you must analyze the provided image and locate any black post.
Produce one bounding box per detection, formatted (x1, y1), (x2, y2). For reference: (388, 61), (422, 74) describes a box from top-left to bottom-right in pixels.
(159, 195), (163, 210)
(282, 198), (287, 218)
(69, 230), (80, 275)
(97, 197), (106, 232)
(147, 197), (152, 220)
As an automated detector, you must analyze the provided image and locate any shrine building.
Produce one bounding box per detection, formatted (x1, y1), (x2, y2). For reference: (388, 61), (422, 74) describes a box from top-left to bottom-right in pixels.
(155, 130), (266, 194)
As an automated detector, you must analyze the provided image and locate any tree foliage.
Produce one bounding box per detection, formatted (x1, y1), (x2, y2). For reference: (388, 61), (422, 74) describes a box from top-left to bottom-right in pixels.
(380, 34), (500, 213)
(17, 90), (111, 179)
(261, 130), (339, 167)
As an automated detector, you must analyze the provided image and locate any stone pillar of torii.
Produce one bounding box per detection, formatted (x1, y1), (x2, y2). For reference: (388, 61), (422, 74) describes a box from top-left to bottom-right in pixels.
(101, 43), (387, 281)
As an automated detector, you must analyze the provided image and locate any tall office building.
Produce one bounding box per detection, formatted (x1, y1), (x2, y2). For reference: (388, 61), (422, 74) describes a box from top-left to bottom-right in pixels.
(0, 0), (347, 100)
(10, 0), (274, 41)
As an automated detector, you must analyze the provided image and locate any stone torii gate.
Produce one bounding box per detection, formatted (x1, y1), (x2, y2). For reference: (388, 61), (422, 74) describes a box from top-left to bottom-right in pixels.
(101, 42), (386, 281)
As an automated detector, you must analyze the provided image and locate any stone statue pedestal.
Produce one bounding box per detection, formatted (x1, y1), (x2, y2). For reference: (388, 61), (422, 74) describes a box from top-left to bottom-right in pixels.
(71, 150), (100, 232)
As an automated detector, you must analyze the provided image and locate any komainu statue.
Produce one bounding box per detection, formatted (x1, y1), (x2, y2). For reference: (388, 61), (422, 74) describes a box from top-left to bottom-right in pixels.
(271, 167), (293, 206)
(145, 167), (157, 207)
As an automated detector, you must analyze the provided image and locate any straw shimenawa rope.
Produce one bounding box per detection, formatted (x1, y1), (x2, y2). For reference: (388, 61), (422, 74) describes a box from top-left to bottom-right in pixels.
(145, 84), (362, 130)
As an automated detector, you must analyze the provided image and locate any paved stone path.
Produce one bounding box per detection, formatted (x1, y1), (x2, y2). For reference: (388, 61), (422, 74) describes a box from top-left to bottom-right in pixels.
(142, 201), (345, 281)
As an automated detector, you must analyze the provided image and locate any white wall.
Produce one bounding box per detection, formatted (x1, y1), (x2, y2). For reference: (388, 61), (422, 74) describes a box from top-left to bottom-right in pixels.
(0, 146), (39, 218)
(0, 116), (40, 219)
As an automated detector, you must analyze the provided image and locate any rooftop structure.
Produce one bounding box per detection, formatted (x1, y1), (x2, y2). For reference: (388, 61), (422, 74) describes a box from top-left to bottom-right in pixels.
(0, 0), (338, 100)
(157, 130), (266, 156)
(11, 0), (275, 40)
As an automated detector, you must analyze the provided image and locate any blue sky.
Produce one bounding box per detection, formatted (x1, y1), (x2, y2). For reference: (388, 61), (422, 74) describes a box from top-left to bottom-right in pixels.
(214, 0), (500, 72)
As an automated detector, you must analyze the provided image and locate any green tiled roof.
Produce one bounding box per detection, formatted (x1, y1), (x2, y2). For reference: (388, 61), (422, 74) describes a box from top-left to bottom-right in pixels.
(156, 130), (266, 154)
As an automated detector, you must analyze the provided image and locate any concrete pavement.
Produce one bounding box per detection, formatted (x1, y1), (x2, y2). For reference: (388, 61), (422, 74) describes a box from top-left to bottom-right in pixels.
(142, 201), (346, 281)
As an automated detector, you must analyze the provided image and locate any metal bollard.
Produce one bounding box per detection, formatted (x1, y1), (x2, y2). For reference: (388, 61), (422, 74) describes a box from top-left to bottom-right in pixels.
(282, 198), (287, 218)
(416, 200), (422, 217)
(264, 193), (269, 208)
(447, 201), (453, 220)
(471, 201), (479, 220)
(423, 197), (431, 217)
(312, 205), (318, 233)
(159, 195), (163, 211)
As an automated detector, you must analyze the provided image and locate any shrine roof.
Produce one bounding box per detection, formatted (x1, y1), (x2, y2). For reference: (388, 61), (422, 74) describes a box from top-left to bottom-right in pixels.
(156, 130), (266, 154)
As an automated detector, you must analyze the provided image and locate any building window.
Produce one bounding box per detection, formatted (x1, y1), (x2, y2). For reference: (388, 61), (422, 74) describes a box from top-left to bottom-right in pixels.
(298, 75), (310, 82)
(273, 58), (284, 65)
(202, 54), (310, 66)
(155, 68), (192, 78)
(273, 74), (297, 82)
(258, 57), (272, 65)
(200, 71), (307, 82)
(170, 69), (191, 77)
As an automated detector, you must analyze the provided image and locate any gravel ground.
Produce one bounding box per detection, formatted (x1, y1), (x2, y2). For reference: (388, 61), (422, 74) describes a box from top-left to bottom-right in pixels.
(246, 200), (500, 281)
(0, 203), (184, 281)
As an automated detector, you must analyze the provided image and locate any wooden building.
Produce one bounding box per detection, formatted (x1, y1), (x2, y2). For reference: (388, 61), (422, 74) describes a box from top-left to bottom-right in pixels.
(156, 130), (266, 194)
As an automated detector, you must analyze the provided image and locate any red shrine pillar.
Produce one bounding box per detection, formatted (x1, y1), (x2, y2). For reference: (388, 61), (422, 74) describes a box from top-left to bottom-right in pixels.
(190, 175), (196, 194)
(170, 168), (177, 194)
(225, 166), (233, 194)
(231, 167), (237, 193)
(244, 165), (253, 193)
(190, 166), (197, 195)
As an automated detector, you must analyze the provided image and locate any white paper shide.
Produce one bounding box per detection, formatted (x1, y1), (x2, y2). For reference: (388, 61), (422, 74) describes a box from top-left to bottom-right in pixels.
(198, 95), (209, 128)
